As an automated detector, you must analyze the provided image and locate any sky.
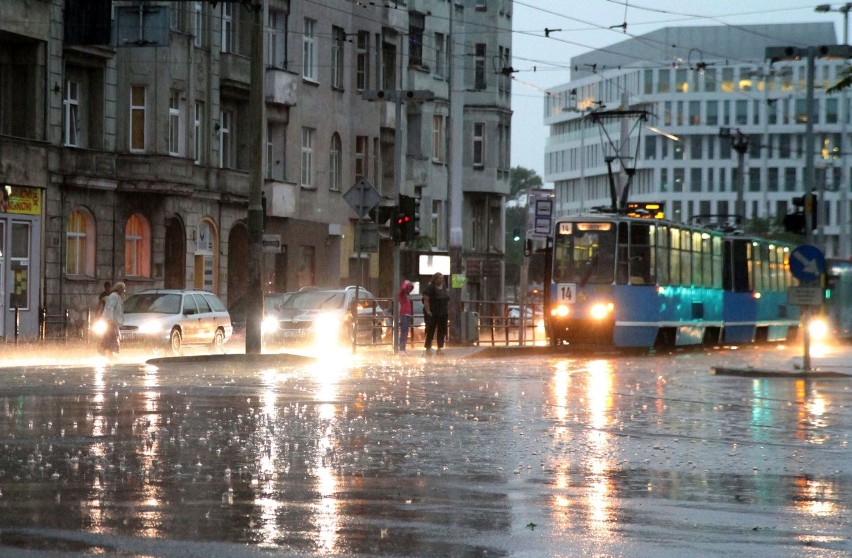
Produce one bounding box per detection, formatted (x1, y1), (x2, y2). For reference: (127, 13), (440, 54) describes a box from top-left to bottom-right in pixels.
(509, 0), (848, 183)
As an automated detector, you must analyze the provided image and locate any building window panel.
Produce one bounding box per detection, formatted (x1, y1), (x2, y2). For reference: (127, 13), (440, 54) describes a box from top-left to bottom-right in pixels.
(169, 90), (184, 156)
(435, 33), (446, 78)
(220, 109), (233, 168)
(330, 133), (342, 191)
(194, 102), (204, 164)
(303, 18), (317, 81)
(355, 135), (368, 181)
(301, 127), (314, 188)
(125, 214), (151, 278)
(356, 31), (369, 90)
(193, 1), (203, 47)
(331, 26), (345, 89)
(473, 122), (485, 167)
(64, 80), (80, 147)
(474, 43), (486, 90)
(221, 3), (234, 53)
(432, 115), (445, 162)
(66, 208), (95, 277)
(130, 85), (146, 152)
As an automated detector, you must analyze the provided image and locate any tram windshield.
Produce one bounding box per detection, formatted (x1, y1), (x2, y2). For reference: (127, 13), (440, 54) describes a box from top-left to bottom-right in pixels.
(553, 221), (616, 285)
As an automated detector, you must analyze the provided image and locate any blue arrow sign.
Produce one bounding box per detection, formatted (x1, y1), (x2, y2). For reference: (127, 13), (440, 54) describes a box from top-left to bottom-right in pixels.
(789, 244), (825, 283)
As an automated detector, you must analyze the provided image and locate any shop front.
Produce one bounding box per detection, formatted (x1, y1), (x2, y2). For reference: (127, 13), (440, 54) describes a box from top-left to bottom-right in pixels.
(1, 185), (42, 341)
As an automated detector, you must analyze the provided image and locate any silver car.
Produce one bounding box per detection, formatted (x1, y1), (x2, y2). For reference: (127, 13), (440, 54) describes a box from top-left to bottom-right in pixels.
(118, 289), (233, 354)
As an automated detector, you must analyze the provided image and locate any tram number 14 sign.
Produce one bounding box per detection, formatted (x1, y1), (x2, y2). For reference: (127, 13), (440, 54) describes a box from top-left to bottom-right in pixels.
(555, 283), (576, 303)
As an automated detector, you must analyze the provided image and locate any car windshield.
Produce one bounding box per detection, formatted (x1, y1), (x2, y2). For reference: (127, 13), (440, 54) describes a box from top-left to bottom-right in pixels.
(283, 291), (346, 311)
(264, 294), (292, 315)
(124, 293), (182, 314)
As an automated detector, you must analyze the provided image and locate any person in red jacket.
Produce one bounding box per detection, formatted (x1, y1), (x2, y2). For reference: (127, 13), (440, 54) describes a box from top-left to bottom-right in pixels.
(397, 279), (415, 353)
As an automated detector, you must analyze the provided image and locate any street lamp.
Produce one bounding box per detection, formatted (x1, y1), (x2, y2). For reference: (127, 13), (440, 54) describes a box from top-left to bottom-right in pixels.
(719, 127), (749, 226)
(815, 3), (852, 44)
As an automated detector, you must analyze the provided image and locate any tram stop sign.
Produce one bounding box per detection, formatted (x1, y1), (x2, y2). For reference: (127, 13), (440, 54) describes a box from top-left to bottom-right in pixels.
(789, 244), (825, 283)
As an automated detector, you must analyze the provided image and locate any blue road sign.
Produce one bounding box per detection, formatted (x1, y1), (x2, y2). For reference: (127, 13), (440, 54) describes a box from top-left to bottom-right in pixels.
(789, 244), (825, 283)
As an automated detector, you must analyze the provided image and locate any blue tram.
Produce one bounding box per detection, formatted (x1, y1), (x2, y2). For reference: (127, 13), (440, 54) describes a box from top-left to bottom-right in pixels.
(546, 214), (800, 349)
(822, 258), (852, 341)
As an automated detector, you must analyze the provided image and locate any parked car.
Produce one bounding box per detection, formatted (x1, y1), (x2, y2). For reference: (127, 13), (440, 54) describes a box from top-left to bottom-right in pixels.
(271, 286), (388, 346)
(112, 289), (233, 354)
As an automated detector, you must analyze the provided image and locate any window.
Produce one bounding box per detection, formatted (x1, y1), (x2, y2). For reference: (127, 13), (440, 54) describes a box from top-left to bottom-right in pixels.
(219, 109), (233, 168)
(64, 80), (80, 147)
(690, 136), (702, 159)
(658, 69), (670, 93)
(193, 1), (203, 47)
(171, 1), (186, 32)
(130, 85), (146, 152)
(356, 31), (369, 90)
(266, 8), (288, 69)
(301, 127), (314, 187)
(266, 124), (274, 179)
(355, 135), (368, 181)
(432, 115), (445, 162)
(330, 133), (342, 191)
(409, 13), (424, 67)
(169, 90), (184, 156)
(221, 3), (234, 53)
(303, 18), (317, 81)
(66, 208), (95, 277)
(474, 43), (486, 90)
(194, 219), (218, 292)
(434, 33), (446, 78)
(331, 26), (344, 89)
(706, 101), (718, 126)
(473, 122), (485, 167)
(9, 222), (31, 310)
(125, 214), (151, 278)
(689, 101), (700, 125)
(498, 46), (511, 96)
(194, 102), (203, 164)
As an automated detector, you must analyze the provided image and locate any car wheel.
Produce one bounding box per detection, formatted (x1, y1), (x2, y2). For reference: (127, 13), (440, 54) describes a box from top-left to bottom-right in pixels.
(212, 328), (225, 352)
(170, 328), (183, 355)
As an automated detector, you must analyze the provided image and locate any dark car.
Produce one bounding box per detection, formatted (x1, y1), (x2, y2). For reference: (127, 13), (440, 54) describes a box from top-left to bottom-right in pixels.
(270, 286), (388, 346)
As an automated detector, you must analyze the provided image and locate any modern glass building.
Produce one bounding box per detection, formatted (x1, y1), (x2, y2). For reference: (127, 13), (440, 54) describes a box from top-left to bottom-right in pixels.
(544, 23), (851, 258)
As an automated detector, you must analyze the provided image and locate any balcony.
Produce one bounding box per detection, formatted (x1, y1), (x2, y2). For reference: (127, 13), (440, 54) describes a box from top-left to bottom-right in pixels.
(266, 67), (298, 106)
(263, 180), (298, 218)
(0, 137), (49, 185)
(220, 52), (251, 90)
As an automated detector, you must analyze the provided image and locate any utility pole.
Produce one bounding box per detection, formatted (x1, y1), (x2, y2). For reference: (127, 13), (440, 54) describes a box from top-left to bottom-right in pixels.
(245, 0), (266, 354)
(447, 1), (465, 342)
(719, 127), (748, 225)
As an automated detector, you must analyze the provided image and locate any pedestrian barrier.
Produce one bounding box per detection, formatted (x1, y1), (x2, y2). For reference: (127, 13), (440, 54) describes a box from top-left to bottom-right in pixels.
(38, 307), (70, 344)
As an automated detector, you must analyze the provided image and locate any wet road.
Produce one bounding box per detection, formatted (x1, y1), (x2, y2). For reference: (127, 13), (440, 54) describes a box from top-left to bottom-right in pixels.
(0, 344), (849, 557)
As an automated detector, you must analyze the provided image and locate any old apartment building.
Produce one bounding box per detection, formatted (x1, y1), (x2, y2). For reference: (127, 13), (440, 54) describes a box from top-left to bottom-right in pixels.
(0, 0), (512, 340)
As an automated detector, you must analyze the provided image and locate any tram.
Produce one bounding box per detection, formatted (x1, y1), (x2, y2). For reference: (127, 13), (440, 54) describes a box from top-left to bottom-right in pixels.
(820, 258), (852, 342)
(546, 213), (800, 349)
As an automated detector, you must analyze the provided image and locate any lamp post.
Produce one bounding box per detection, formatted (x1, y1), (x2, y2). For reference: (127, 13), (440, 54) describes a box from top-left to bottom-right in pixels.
(719, 127), (749, 226)
(816, 3), (851, 256)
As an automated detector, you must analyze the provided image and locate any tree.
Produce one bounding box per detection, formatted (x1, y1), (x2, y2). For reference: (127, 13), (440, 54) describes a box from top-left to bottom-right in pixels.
(828, 66), (852, 93)
(509, 166), (543, 197)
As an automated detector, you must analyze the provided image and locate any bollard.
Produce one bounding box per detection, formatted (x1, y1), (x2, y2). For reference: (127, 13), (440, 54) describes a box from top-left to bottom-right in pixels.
(64, 309), (70, 344)
(13, 306), (19, 345)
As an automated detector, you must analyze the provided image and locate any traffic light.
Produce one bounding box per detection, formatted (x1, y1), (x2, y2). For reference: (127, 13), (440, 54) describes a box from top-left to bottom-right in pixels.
(397, 194), (417, 242)
(784, 193), (818, 235)
(512, 228), (521, 242)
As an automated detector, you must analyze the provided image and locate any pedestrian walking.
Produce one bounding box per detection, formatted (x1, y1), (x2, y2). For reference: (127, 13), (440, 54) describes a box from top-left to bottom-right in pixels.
(422, 272), (449, 355)
(397, 279), (415, 353)
(95, 280), (111, 318)
(99, 282), (126, 357)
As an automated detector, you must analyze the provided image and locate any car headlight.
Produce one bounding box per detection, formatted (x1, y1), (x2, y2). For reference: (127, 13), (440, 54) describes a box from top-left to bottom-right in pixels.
(262, 315), (280, 334)
(808, 317), (829, 340)
(91, 319), (107, 336)
(550, 304), (570, 318)
(590, 302), (614, 320)
(138, 320), (163, 334)
(313, 312), (341, 336)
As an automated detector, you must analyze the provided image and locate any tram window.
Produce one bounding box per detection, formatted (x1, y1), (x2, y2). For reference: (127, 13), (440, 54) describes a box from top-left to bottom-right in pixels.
(701, 233), (713, 288)
(552, 222), (616, 285)
(656, 226), (670, 285)
(628, 223), (654, 285)
(680, 229), (692, 286)
(616, 222), (629, 284)
(670, 228), (682, 285)
(712, 237), (722, 288)
(692, 231), (705, 287)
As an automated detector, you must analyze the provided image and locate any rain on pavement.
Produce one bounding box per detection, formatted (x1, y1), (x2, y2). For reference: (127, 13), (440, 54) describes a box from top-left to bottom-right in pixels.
(0, 342), (849, 557)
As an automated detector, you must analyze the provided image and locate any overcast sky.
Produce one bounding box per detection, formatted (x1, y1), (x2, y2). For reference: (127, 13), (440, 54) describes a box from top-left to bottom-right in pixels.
(509, 0), (847, 183)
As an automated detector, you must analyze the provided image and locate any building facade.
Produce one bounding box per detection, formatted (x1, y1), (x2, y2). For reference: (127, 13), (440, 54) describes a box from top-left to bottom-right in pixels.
(545, 23), (851, 258)
(0, 0), (511, 341)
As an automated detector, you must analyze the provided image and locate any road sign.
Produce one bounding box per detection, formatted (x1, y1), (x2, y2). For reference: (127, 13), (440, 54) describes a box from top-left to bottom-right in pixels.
(789, 244), (825, 283)
(787, 286), (823, 306)
(528, 197), (554, 239)
(343, 179), (381, 218)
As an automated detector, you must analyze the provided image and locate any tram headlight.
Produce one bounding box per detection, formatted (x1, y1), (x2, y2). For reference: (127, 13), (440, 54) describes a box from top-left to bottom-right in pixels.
(808, 317), (829, 341)
(551, 304), (570, 318)
(590, 302), (614, 320)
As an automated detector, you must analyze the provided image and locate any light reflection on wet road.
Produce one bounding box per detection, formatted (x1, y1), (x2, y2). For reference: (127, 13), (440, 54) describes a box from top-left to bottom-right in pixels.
(0, 345), (849, 557)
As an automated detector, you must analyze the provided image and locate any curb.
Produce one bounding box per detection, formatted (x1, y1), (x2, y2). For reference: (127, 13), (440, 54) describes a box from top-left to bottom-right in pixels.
(710, 366), (852, 378)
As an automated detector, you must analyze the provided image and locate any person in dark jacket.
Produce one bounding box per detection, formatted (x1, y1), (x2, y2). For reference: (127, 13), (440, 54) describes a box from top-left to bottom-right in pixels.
(422, 272), (449, 355)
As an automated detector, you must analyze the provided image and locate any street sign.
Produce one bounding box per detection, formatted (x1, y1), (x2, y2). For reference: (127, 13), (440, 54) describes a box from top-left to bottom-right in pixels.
(787, 286), (823, 306)
(527, 197), (554, 239)
(343, 179), (381, 218)
(789, 244), (825, 283)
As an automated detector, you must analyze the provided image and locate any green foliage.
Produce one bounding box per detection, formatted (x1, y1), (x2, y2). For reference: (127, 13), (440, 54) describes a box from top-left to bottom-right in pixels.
(510, 166), (543, 197)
